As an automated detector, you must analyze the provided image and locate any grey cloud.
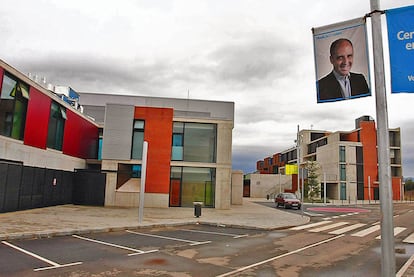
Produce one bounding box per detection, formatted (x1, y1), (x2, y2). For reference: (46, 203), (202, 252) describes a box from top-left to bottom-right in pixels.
(10, 54), (177, 95)
(207, 33), (300, 88)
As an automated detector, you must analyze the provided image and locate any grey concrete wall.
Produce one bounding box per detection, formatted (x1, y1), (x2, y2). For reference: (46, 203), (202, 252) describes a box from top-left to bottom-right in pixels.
(231, 170), (243, 205)
(0, 136), (86, 171)
(249, 174), (293, 198)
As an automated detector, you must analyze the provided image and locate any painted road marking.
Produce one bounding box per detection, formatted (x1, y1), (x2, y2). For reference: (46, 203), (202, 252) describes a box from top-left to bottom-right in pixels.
(1, 241), (82, 272)
(216, 235), (345, 277)
(126, 230), (211, 246)
(72, 235), (158, 256)
(309, 222), (349, 233)
(329, 223), (367, 235)
(289, 221), (332, 231)
(403, 233), (414, 244)
(376, 227), (407, 240)
(351, 225), (381, 237)
(180, 229), (248, 238)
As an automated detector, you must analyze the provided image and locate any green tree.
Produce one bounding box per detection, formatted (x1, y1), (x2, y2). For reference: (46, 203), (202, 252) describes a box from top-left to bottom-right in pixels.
(405, 178), (414, 191)
(306, 160), (321, 201)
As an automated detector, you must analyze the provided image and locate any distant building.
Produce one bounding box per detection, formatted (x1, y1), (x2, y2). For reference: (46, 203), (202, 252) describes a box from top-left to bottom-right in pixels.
(257, 116), (403, 201)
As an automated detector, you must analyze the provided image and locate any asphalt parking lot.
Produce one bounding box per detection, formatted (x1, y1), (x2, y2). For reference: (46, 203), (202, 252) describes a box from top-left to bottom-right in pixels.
(0, 224), (263, 276)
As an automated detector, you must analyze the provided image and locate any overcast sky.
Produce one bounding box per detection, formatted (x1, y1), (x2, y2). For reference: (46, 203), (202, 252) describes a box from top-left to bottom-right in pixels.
(1, 0), (413, 176)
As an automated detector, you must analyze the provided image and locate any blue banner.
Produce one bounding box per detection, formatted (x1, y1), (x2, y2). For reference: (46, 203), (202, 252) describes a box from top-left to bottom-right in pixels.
(386, 5), (414, 93)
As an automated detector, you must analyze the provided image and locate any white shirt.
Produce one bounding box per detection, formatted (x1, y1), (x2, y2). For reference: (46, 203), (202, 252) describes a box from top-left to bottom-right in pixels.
(333, 71), (351, 99)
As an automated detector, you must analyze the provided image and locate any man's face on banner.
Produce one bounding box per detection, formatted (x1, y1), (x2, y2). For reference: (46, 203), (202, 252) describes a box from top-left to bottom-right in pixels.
(330, 40), (354, 76)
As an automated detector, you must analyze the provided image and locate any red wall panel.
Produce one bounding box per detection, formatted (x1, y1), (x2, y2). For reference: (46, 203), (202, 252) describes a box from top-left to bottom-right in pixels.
(24, 87), (51, 149)
(134, 107), (173, 194)
(63, 110), (99, 159)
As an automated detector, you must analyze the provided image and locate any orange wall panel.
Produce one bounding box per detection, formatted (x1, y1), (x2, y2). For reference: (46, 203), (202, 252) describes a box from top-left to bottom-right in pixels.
(360, 121), (378, 198)
(392, 177), (402, 201)
(135, 107), (173, 193)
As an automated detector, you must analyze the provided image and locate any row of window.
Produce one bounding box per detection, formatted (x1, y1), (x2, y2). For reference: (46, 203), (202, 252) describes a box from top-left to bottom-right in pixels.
(0, 72), (66, 151)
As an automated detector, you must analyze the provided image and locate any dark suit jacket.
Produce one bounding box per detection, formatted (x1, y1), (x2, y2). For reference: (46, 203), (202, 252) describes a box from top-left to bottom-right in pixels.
(317, 71), (369, 102)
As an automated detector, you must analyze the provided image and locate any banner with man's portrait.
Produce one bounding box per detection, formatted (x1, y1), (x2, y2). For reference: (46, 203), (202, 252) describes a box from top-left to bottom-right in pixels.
(313, 18), (371, 103)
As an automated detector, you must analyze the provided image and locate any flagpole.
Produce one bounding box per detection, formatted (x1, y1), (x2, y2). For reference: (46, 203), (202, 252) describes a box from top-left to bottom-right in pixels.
(370, 0), (395, 276)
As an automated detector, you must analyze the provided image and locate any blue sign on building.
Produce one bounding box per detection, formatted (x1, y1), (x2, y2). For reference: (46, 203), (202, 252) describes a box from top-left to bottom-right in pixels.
(386, 5), (414, 93)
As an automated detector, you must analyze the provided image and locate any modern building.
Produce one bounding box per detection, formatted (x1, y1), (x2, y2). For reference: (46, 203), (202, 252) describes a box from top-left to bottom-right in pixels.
(0, 58), (236, 212)
(257, 116), (403, 201)
(78, 92), (235, 209)
(0, 59), (100, 212)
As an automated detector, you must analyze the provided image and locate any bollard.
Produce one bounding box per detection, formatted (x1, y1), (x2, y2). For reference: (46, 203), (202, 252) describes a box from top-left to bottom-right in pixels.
(193, 202), (203, 218)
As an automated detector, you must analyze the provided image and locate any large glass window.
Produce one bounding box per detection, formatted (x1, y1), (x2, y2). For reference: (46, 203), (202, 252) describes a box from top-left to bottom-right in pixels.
(0, 73), (29, 140)
(47, 101), (66, 151)
(169, 166), (215, 207)
(171, 122), (216, 163)
(131, 120), (145, 159)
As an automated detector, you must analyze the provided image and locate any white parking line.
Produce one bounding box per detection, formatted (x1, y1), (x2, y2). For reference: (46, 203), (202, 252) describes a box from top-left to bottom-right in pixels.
(351, 225), (381, 237)
(126, 230), (211, 246)
(289, 221), (332, 231)
(403, 233), (414, 244)
(309, 222), (349, 233)
(216, 235), (345, 277)
(1, 241), (82, 272)
(328, 223), (366, 235)
(376, 227), (407, 240)
(72, 235), (158, 256)
(180, 229), (248, 238)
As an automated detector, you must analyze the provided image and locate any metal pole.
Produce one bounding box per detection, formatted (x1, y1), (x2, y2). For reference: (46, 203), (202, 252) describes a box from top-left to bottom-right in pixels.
(279, 173), (281, 193)
(370, 1), (395, 276)
(297, 125), (300, 199)
(301, 168), (305, 207)
(138, 141), (148, 223)
(368, 175), (371, 204)
(324, 172), (327, 205)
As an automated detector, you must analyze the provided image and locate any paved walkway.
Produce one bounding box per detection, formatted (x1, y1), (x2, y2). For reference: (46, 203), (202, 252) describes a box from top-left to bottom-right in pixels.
(1, 198), (413, 276)
(0, 198), (309, 240)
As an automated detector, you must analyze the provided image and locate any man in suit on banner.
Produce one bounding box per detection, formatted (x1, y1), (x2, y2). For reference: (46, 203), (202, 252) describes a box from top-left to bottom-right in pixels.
(318, 38), (369, 102)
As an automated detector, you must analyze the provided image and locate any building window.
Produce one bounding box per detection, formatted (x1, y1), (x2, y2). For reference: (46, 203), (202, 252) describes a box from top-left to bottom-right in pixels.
(116, 163), (142, 189)
(0, 73), (29, 140)
(132, 164), (142, 178)
(340, 164), (346, 181)
(340, 182), (347, 200)
(97, 128), (103, 160)
(172, 122), (184, 160)
(171, 122), (216, 163)
(169, 166), (215, 207)
(47, 101), (66, 151)
(131, 120), (145, 159)
(339, 146), (346, 162)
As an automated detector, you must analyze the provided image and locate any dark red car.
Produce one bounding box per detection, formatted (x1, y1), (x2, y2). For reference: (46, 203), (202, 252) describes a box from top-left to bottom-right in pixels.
(275, 193), (301, 209)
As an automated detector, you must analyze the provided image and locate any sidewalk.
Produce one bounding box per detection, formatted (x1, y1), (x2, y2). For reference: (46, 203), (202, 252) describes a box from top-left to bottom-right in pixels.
(0, 198), (309, 240)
